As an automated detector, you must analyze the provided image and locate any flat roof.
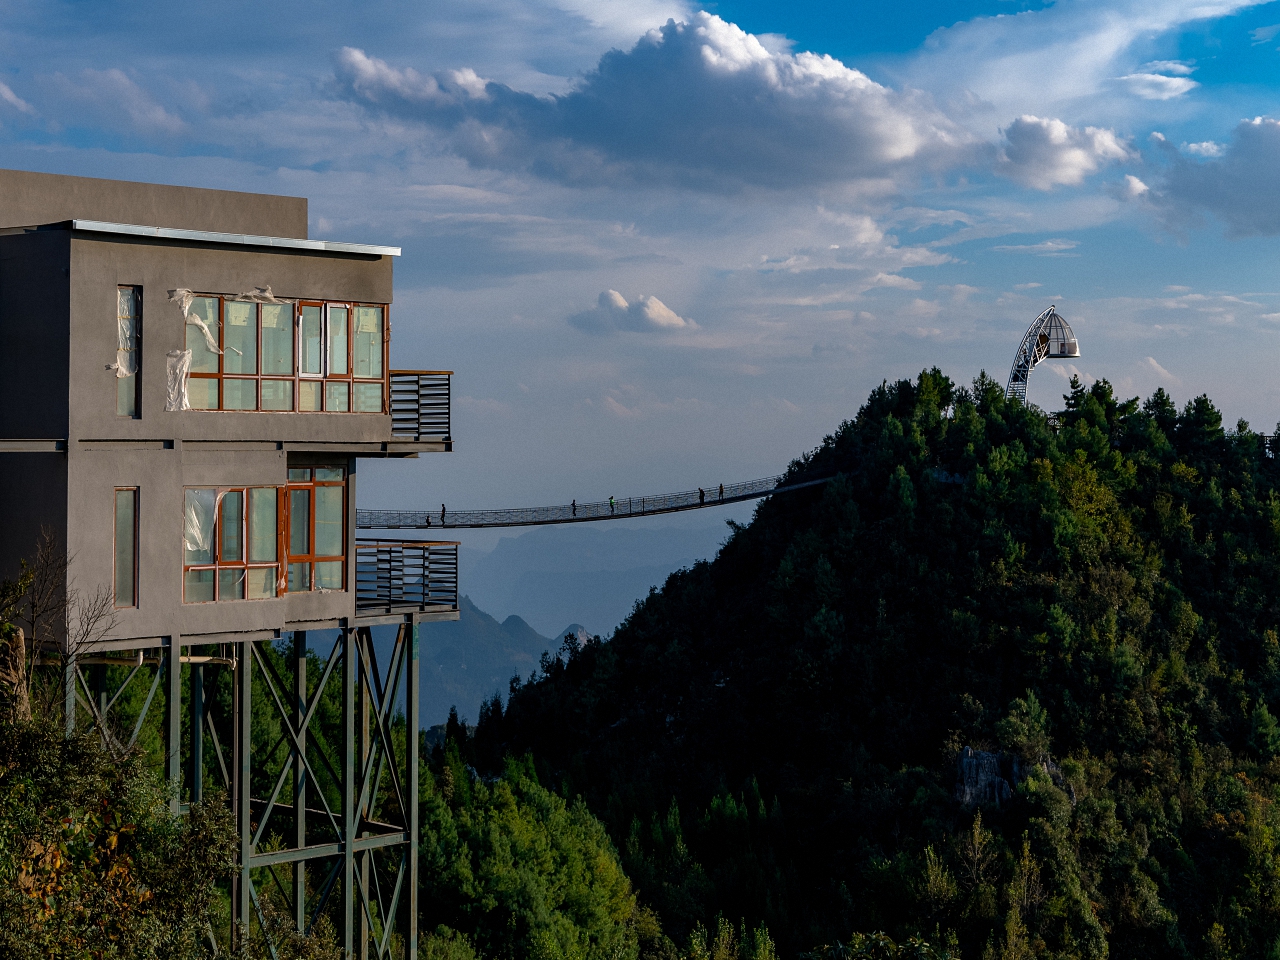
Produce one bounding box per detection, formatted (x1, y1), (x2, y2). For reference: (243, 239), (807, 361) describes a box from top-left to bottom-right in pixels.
(68, 219), (400, 257)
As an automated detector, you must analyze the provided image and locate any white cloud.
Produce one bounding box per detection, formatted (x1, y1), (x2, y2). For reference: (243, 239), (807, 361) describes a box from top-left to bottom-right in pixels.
(335, 13), (975, 190)
(1183, 141), (1224, 157)
(569, 289), (694, 333)
(1121, 174), (1149, 198)
(992, 239), (1080, 255)
(1140, 60), (1195, 75)
(1251, 24), (1280, 44)
(998, 116), (1131, 190)
(1014, 282), (1043, 290)
(1118, 72), (1198, 100)
(1144, 356), (1179, 382)
(894, 0), (1263, 126)
(0, 81), (34, 115)
(51, 68), (184, 135)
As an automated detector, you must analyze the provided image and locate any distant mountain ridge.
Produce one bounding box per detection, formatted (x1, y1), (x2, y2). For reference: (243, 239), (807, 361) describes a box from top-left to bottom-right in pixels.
(420, 596), (554, 726)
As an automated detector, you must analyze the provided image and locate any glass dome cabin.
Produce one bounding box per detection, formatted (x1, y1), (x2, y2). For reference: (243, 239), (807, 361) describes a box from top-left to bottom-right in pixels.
(1005, 305), (1080, 403)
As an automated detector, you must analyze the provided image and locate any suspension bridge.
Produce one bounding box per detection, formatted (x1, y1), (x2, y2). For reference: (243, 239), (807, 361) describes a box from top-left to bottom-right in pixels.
(357, 474), (833, 530)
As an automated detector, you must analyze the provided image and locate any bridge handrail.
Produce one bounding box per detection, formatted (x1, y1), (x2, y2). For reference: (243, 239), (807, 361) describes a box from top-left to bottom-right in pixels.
(357, 474), (833, 529)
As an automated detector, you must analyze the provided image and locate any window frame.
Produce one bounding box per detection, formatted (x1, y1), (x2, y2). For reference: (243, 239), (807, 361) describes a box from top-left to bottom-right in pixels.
(284, 467), (348, 593)
(181, 486), (283, 603)
(116, 286), (142, 419)
(184, 295), (388, 414)
(113, 487), (138, 608)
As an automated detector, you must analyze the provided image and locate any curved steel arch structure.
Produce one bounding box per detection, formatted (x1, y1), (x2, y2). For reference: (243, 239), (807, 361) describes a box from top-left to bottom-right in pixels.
(1006, 305), (1080, 403)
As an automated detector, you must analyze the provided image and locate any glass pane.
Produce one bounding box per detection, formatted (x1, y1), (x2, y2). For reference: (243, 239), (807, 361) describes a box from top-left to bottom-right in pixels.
(353, 382), (382, 413)
(288, 563), (310, 592)
(325, 381), (349, 412)
(314, 467), (344, 481)
(114, 490), (135, 606)
(261, 304), (293, 375)
(289, 489), (310, 556)
(223, 379), (257, 410)
(185, 568), (215, 603)
(221, 490), (243, 562)
(223, 302), (258, 374)
(184, 488), (216, 565)
(315, 485), (343, 557)
(299, 380), (322, 412)
(288, 468), (310, 481)
(247, 567), (277, 599)
(247, 488), (277, 563)
(300, 306), (322, 376)
(328, 307), (348, 376)
(187, 377), (219, 410)
(116, 375), (137, 418)
(261, 379), (293, 411)
(186, 296), (221, 373)
(219, 568), (245, 601)
(352, 306), (383, 379)
(314, 561), (343, 590)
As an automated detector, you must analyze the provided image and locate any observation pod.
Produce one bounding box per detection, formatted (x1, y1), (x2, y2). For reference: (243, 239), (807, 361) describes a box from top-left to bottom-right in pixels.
(1005, 305), (1080, 403)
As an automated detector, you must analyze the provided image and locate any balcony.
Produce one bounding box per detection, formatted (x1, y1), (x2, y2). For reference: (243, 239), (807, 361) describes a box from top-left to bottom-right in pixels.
(354, 540), (459, 621)
(389, 370), (452, 450)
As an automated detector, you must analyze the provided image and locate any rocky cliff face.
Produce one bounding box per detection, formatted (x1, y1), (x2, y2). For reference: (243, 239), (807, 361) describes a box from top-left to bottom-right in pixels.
(955, 747), (1073, 807)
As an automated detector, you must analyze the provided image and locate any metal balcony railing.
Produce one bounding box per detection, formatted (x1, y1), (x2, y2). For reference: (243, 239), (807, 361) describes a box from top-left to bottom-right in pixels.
(389, 370), (451, 444)
(355, 540), (459, 615)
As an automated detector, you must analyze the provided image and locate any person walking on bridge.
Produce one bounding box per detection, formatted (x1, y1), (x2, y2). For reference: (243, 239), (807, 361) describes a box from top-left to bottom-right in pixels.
(571, 499), (577, 517)
(440, 503), (446, 524)
(609, 496), (615, 514)
(719, 483), (724, 501)
(699, 487), (705, 504)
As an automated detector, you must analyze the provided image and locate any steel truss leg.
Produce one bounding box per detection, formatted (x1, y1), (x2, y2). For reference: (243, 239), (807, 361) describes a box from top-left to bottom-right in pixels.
(165, 636), (182, 817)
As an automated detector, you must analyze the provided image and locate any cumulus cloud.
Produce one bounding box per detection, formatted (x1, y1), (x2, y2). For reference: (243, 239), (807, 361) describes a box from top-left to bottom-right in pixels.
(1183, 141), (1224, 157)
(569, 289), (693, 333)
(1159, 117), (1280, 236)
(335, 13), (974, 190)
(998, 115), (1131, 189)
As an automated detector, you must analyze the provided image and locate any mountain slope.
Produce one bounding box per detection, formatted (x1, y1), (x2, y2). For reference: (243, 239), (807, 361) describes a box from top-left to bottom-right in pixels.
(421, 595), (554, 725)
(474, 370), (1280, 959)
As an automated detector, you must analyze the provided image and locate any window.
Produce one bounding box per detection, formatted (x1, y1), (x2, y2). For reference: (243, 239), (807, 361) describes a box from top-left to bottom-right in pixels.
(285, 467), (347, 592)
(185, 295), (386, 413)
(182, 486), (280, 602)
(114, 488), (137, 607)
(116, 287), (141, 417)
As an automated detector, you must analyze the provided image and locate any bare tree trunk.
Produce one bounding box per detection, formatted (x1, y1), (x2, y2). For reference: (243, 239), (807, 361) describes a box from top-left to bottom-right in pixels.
(0, 626), (30, 722)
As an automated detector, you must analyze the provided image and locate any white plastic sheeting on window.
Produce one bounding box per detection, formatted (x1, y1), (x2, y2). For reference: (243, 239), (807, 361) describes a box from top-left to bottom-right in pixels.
(183, 488), (233, 560)
(183, 488), (217, 560)
(167, 289), (222, 356)
(107, 315), (138, 378)
(228, 286), (289, 305)
(165, 349), (192, 411)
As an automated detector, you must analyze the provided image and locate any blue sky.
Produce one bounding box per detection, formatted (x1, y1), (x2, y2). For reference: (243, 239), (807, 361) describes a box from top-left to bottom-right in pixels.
(5, 0), (1280, 515)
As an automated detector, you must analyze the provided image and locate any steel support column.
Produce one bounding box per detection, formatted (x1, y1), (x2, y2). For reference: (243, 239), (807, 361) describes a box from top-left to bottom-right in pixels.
(406, 620), (420, 956)
(294, 629), (307, 931)
(191, 649), (203, 805)
(165, 637), (182, 817)
(342, 626), (357, 956)
(236, 639), (253, 943)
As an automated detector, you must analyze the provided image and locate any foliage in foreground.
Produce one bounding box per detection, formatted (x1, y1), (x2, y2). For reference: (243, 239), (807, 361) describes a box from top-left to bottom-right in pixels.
(474, 369), (1280, 958)
(0, 715), (236, 959)
(418, 735), (781, 960)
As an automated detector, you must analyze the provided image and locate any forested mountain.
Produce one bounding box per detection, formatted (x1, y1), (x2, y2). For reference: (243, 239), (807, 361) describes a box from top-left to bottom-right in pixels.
(467, 370), (1280, 959)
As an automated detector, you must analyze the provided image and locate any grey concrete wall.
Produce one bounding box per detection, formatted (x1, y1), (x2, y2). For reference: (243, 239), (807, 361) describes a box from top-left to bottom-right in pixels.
(68, 233), (396, 444)
(0, 168), (307, 238)
(0, 453), (67, 585)
(0, 231), (69, 439)
(66, 445), (358, 643)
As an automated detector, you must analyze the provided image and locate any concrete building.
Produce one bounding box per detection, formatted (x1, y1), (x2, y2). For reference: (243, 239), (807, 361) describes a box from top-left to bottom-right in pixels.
(0, 168), (454, 956)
